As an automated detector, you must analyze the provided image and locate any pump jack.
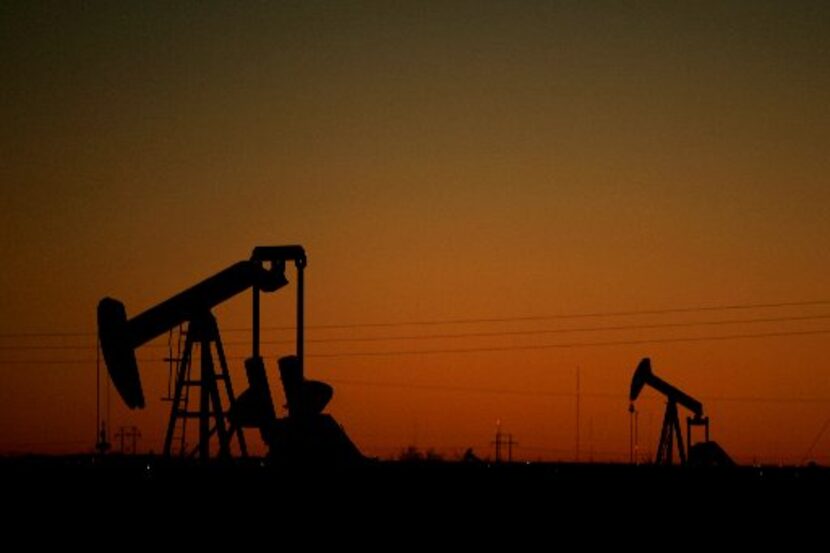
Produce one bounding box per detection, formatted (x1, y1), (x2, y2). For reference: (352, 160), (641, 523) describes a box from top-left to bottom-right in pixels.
(98, 246), (362, 463)
(629, 358), (733, 466)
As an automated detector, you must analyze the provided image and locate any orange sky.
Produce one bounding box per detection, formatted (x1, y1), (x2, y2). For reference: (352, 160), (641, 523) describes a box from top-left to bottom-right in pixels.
(1, 2), (829, 463)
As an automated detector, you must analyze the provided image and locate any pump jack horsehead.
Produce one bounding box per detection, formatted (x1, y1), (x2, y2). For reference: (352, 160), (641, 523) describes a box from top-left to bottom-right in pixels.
(97, 245), (362, 463)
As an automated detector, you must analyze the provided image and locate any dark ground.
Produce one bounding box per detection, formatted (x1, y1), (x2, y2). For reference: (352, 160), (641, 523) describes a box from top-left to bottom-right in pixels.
(3, 455), (826, 545)
(3, 454), (827, 509)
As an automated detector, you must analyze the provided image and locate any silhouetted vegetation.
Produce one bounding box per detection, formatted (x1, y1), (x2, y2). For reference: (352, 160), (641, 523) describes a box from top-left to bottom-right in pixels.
(397, 446), (444, 462)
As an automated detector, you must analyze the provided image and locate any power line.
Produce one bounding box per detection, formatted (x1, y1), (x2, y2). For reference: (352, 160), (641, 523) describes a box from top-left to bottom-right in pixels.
(3, 358), (827, 405)
(803, 416), (830, 462)
(3, 313), (829, 351)
(0, 439), (92, 448)
(0, 344), (97, 351)
(327, 378), (830, 404)
(258, 313), (830, 343)
(2, 298), (830, 338)
(705, 395), (830, 404)
(327, 378), (593, 398)
(306, 329), (830, 358)
(0, 331), (93, 338)
(265, 298), (830, 330)
(2, 328), (829, 364)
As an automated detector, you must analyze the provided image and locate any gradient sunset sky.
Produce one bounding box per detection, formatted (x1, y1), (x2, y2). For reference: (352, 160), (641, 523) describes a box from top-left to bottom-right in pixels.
(2, 1), (829, 463)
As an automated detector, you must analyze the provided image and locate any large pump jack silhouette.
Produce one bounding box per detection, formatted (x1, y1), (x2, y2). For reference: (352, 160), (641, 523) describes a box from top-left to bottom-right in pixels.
(629, 357), (733, 466)
(98, 246), (362, 463)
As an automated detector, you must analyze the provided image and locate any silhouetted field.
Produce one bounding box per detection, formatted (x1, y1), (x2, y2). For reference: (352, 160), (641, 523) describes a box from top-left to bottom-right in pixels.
(4, 458), (824, 544)
(3, 455), (826, 501)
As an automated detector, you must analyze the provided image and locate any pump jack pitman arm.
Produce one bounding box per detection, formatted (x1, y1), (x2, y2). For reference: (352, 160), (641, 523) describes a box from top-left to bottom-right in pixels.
(98, 246), (306, 410)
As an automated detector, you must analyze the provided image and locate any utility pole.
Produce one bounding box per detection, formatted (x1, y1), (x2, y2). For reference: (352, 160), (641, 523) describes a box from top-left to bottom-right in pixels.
(634, 409), (639, 464)
(130, 426), (141, 455)
(95, 339), (111, 455)
(491, 420), (503, 463)
(506, 434), (518, 463)
(96, 338), (100, 450)
(96, 421), (111, 455)
(115, 426), (141, 455)
(629, 403), (636, 464)
(588, 417), (594, 463)
(576, 366), (580, 462)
